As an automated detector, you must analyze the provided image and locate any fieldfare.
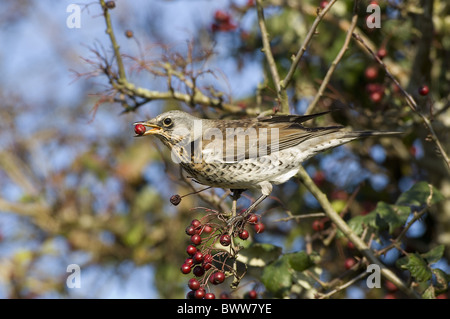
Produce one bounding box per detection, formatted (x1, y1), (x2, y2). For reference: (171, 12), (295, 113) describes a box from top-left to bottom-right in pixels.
(134, 110), (400, 222)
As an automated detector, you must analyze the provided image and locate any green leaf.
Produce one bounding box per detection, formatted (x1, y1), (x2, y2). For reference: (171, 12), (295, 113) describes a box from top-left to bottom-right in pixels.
(287, 251), (314, 272)
(347, 212), (380, 236)
(261, 255), (292, 297)
(421, 245), (445, 264)
(396, 181), (445, 207)
(236, 243), (282, 267)
(375, 202), (411, 233)
(347, 202), (410, 235)
(402, 254), (432, 282)
(422, 285), (436, 299)
(347, 182), (445, 237)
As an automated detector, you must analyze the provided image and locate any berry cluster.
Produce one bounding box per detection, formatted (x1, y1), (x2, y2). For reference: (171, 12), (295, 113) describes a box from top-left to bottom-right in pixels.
(180, 214), (264, 299)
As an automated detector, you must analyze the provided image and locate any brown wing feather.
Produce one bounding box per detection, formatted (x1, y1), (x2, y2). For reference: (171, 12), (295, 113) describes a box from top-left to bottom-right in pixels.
(203, 113), (342, 162)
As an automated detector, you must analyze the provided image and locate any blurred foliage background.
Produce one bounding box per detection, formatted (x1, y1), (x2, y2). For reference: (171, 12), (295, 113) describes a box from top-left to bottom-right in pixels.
(0, 0), (448, 298)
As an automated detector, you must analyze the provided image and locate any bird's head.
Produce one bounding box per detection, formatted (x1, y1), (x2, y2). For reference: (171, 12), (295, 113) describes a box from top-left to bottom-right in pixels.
(134, 110), (200, 148)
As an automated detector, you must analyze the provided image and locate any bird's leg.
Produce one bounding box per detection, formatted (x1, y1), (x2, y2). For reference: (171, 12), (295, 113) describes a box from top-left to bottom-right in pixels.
(230, 189), (243, 222)
(227, 182), (272, 226)
(230, 189), (244, 201)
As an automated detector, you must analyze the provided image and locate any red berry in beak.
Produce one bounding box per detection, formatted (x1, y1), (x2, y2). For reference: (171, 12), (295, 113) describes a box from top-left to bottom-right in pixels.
(134, 124), (146, 135)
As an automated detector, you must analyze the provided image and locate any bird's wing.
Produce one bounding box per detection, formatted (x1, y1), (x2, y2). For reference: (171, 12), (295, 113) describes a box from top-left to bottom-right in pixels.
(257, 110), (332, 124)
(200, 113), (343, 163)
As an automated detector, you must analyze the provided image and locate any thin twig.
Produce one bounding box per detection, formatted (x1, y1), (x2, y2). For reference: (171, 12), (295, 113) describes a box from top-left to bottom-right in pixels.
(305, 1), (360, 114)
(100, 0), (126, 81)
(318, 268), (369, 299)
(376, 185), (434, 256)
(274, 212), (326, 222)
(352, 32), (450, 170)
(280, 0), (338, 90)
(255, 0), (289, 112)
(296, 165), (420, 298)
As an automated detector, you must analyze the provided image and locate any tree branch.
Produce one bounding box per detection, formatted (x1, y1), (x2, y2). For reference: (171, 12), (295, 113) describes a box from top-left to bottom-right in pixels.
(352, 32), (450, 171)
(305, 1), (360, 114)
(255, 0), (288, 112)
(296, 165), (420, 298)
(100, 0), (126, 82)
(280, 0), (338, 90)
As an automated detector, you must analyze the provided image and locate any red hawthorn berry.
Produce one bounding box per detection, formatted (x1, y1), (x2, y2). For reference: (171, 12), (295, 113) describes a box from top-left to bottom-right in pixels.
(366, 83), (383, 93)
(191, 219), (201, 229)
(186, 245), (197, 256)
(344, 258), (356, 270)
(254, 222), (265, 234)
(312, 219), (324, 232)
(209, 271), (225, 285)
(320, 1), (329, 9)
(202, 254), (213, 270)
(191, 234), (202, 245)
(376, 48), (387, 59)
(370, 91), (383, 103)
(364, 66), (378, 80)
(205, 293), (215, 299)
(181, 264), (191, 274)
(134, 124), (146, 136)
(220, 234), (231, 246)
(194, 288), (206, 299)
(188, 278), (201, 290)
(239, 230), (249, 240)
(214, 10), (230, 23)
(418, 85), (429, 96)
(384, 280), (398, 292)
(184, 258), (194, 267)
(247, 290), (258, 299)
(198, 224), (213, 235)
(185, 225), (196, 236)
(193, 251), (204, 264)
(247, 214), (259, 224)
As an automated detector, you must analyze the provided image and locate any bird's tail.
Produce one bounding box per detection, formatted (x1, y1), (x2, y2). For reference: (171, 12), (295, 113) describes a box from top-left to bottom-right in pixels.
(298, 129), (402, 161)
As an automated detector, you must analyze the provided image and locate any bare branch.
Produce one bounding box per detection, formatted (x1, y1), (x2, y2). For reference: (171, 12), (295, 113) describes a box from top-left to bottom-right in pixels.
(352, 32), (450, 171)
(280, 0), (338, 90)
(296, 165), (420, 298)
(255, 0), (288, 112)
(305, 1), (360, 114)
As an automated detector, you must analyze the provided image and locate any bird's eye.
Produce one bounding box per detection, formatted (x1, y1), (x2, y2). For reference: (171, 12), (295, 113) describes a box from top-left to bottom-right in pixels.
(163, 117), (172, 127)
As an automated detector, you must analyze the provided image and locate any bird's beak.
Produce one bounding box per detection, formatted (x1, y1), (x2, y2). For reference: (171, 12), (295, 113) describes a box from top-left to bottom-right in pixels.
(133, 121), (162, 136)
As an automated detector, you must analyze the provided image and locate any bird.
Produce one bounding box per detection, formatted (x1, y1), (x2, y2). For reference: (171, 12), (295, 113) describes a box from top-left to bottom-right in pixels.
(134, 110), (401, 224)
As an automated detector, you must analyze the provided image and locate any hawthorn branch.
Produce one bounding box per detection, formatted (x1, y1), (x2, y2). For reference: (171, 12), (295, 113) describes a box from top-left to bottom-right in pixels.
(280, 0), (338, 90)
(318, 266), (369, 299)
(376, 185), (434, 257)
(98, 0), (258, 116)
(305, 1), (359, 115)
(100, 0), (126, 82)
(296, 165), (420, 299)
(352, 32), (450, 171)
(255, 0), (288, 112)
